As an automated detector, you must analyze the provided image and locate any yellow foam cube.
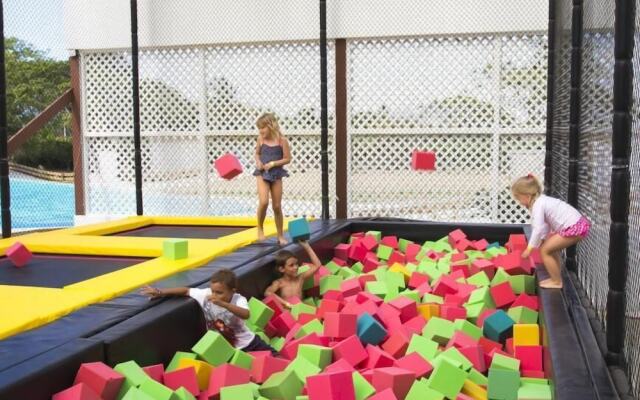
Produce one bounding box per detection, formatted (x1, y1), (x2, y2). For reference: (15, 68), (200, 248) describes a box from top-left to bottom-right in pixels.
(513, 323), (540, 346)
(388, 263), (411, 283)
(417, 303), (440, 320)
(178, 358), (213, 391)
(462, 379), (488, 400)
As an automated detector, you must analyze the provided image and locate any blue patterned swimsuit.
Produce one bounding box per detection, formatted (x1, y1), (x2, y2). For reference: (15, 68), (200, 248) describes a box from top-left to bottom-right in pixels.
(253, 140), (289, 183)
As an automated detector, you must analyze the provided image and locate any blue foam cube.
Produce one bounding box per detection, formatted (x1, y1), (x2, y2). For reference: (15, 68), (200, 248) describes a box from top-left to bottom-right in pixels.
(483, 310), (515, 343)
(486, 242), (501, 249)
(357, 312), (387, 345)
(288, 218), (310, 242)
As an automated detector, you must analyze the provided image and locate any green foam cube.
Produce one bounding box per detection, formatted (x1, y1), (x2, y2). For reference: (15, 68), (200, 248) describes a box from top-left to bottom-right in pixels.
(163, 239), (188, 260)
(467, 367), (489, 386)
(295, 318), (324, 339)
(453, 319), (483, 340)
(467, 286), (496, 309)
(508, 306), (539, 324)
(291, 302), (316, 320)
(297, 344), (332, 369)
(399, 289), (420, 303)
(398, 238), (413, 252)
(220, 383), (255, 400)
(491, 353), (520, 371)
(422, 293), (444, 304)
(320, 275), (343, 295)
(174, 387), (196, 400)
(509, 274), (536, 295)
(139, 378), (177, 400)
(249, 297), (275, 329)
(488, 368), (520, 400)
(436, 347), (473, 371)
(296, 396), (310, 400)
(426, 358), (468, 399)
(325, 260), (341, 274)
(366, 231), (382, 241)
(285, 355), (321, 381)
(121, 387), (154, 400)
(376, 244), (393, 260)
(230, 349), (254, 370)
(338, 267), (358, 280)
(270, 336), (286, 351)
(191, 330), (234, 366)
(518, 382), (553, 399)
(353, 371), (376, 400)
(406, 334), (440, 361)
(467, 271), (491, 287)
(351, 262), (364, 273)
(405, 378), (445, 400)
(366, 280), (388, 297)
(491, 268), (511, 286)
(386, 271), (406, 289)
(166, 352), (197, 372)
(115, 360), (149, 399)
(422, 317), (455, 345)
(463, 302), (486, 322)
(258, 369), (303, 400)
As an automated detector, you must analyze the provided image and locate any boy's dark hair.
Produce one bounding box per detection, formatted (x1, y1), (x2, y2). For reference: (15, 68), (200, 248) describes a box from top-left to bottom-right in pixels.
(274, 250), (296, 269)
(210, 268), (237, 290)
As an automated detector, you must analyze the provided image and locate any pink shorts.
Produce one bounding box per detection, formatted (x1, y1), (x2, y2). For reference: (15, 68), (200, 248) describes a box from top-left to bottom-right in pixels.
(558, 216), (591, 238)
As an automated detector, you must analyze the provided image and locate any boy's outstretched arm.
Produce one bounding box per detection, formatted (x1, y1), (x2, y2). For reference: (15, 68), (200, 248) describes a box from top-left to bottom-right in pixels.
(298, 241), (322, 280)
(141, 286), (189, 298)
(210, 298), (250, 320)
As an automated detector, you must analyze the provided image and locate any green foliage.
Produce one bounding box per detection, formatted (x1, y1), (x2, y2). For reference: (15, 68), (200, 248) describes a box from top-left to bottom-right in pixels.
(5, 37), (72, 171)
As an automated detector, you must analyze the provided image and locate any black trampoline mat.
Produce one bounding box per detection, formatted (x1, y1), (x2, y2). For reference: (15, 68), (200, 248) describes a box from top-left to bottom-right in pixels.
(109, 224), (251, 239)
(0, 254), (149, 288)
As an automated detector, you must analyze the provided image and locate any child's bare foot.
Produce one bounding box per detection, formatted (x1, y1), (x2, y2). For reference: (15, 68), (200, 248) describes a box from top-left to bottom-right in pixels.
(539, 279), (563, 289)
(277, 236), (288, 246)
(257, 229), (266, 241)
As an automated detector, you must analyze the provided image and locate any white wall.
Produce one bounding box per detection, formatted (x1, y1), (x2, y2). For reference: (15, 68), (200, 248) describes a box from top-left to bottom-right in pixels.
(64, 0), (548, 51)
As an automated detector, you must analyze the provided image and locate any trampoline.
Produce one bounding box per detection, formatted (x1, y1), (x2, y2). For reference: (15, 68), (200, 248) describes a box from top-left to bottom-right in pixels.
(108, 224), (251, 239)
(0, 254), (149, 288)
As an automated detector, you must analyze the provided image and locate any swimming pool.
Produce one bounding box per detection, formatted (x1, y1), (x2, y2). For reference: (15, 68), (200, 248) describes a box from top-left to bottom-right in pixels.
(10, 175), (74, 229)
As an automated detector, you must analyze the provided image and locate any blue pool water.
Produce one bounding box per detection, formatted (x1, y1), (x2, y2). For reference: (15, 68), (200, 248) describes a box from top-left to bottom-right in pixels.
(10, 176), (74, 229)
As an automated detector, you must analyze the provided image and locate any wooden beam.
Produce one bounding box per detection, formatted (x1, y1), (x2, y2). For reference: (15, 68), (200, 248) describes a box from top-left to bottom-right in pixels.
(70, 55), (85, 214)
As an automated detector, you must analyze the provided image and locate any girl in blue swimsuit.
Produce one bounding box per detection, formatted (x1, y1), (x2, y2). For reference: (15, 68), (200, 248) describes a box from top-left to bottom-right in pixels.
(253, 113), (291, 245)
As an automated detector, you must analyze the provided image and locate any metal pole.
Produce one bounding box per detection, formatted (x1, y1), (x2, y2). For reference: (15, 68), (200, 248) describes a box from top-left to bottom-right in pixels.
(130, 0), (143, 215)
(0, 0), (11, 238)
(606, 0), (635, 365)
(544, 0), (557, 192)
(319, 0), (329, 219)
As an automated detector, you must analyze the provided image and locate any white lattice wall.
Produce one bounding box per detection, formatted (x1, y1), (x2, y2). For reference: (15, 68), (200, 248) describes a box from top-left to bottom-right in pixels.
(347, 35), (547, 223)
(81, 33), (545, 222)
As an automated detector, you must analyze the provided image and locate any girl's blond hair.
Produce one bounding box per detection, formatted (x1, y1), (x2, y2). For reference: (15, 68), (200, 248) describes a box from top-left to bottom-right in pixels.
(256, 113), (282, 141)
(511, 174), (543, 209)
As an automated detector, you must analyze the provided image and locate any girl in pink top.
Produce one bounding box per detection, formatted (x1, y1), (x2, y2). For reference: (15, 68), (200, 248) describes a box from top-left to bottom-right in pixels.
(511, 174), (591, 289)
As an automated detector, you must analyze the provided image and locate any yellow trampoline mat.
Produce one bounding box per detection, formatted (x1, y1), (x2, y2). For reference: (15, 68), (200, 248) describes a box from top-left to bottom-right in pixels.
(0, 215), (294, 339)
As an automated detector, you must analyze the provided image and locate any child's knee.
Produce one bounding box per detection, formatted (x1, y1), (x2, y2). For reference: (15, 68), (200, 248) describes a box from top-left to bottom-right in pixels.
(258, 200), (269, 210)
(272, 203), (282, 214)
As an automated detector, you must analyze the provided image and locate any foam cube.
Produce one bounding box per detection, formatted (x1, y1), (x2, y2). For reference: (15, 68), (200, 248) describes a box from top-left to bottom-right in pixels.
(176, 359), (212, 391)
(483, 310), (515, 343)
(163, 239), (188, 260)
(396, 352), (433, 379)
(422, 317), (455, 345)
(52, 383), (101, 400)
(369, 388), (400, 400)
(491, 353), (520, 371)
(297, 344), (333, 370)
(285, 356), (321, 382)
(332, 335), (369, 367)
(320, 275), (343, 295)
(258, 369), (303, 400)
(372, 368), (416, 400)
(214, 152), (243, 179)
(517, 382), (552, 400)
(508, 306), (538, 324)
(324, 311), (357, 339)
(487, 368), (520, 400)
(230, 349), (255, 370)
(513, 324), (540, 346)
(490, 281), (517, 308)
(219, 383), (255, 400)
(381, 330), (410, 359)
(120, 387), (154, 400)
(142, 364), (164, 383)
(280, 332), (324, 360)
(426, 358), (468, 399)
(174, 388), (195, 400)
(461, 379), (488, 400)
(6, 241), (32, 267)
(162, 367), (199, 396)
(353, 371), (376, 400)
(506, 234), (528, 252)
(191, 330), (235, 366)
(406, 335), (439, 361)
(357, 313), (388, 345)
(74, 362), (124, 400)
(376, 244), (393, 261)
(411, 150), (436, 170)
(271, 311), (296, 337)
(138, 378), (175, 400)
(365, 345), (396, 369)
(288, 218), (310, 242)
(307, 371), (356, 400)
(114, 360), (149, 398)
(459, 345), (486, 373)
(389, 296), (418, 322)
(205, 363), (251, 398)
(515, 345), (543, 371)
(249, 297), (276, 329)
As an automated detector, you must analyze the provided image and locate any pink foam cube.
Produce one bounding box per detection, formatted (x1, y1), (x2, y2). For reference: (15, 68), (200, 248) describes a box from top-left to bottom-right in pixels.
(381, 236), (398, 249)
(388, 251), (406, 265)
(52, 383), (101, 400)
(381, 331), (410, 359)
(280, 332), (324, 360)
(368, 388), (399, 400)
(441, 305), (467, 321)
(307, 371), (356, 400)
(372, 367), (416, 400)
(472, 259), (496, 279)
(6, 242), (32, 267)
(515, 345), (543, 371)
(408, 272), (430, 290)
(340, 278), (362, 297)
(447, 331), (478, 350)
(490, 281), (517, 308)
(411, 150), (436, 171)
(506, 234), (528, 252)
(404, 315), (427, 336)
(455, 238), (474, 252)
(142, 364), (164, 383)
(361, 235), (378, 251)
(73, 362), (124, 400)
(271, 311), (296, 337)
(389, 297), (418, 322)
(163, 366), (200, 396)
(365, 345), (395, 369)
(472, 239), (489, 251)
(396, 352), (433, 379)
(250, 356), (287, 384)
(459, 345), (487, 373)
(512, 293), (539, 311)
(362, 253), (380, 272)
(324, 312), (357, 339)
(349, 243), (368, 261)
(323, 290), (344, 302)
(334, 243), (351, 261)
(324, 358), (356, 373)
(317, 299), (343, 319)
(332, 335), (369, 367)
(432, 275), (459, 297)
(405, 243), (422, 262)
(448, 229), (466, 245)
(214, 152), (243, 180)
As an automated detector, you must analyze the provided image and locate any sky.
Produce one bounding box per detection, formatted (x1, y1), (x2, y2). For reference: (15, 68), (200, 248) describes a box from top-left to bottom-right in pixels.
(5, 0), (68, 60)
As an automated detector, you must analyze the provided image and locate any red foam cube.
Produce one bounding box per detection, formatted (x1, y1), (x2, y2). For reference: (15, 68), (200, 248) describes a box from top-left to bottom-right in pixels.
(334, 243), (351, 261)
(472, 239), (489, 251)
(515, 345), (544, 371)
(368, 388), (399, 400)
(163, 366), (200, 396)
(389, 297), (418, 323)
(405, 243), (422, 262)
(411, 150), (436, 171)
(307, 371), (356, 400)
(363, 253), (380, 272)
(381, 236), (399, 249)
(490, 281), (517, 308)
(324, 358), (356, 373)
(214, 152), (243, 180)
(408, 272), (430, 290)
(142, 364), (164, 383)
(432, 275), (459, 297)
(317, 299), (343, 319)
(280, 332), (325, 360)
(447, 331), (478, 350)
(332, 334), (369, 367)
(404, 315), (427, 335)
(324, 312), (357, 339)
(349, 243), (368, 261)
(441, 305), (467, 321)
(448, 229), (467, 245)
(512, 293), (539, 311)
(381, 330), (410, 359)
(365, 345), (396, 370)
(361, 235), (378, 251)
(6, 242), (32, 267)
(52, 383), (101, 400)
(459, 345), (487, 373)
(250, 356), (287, 384)
(73, 362), (124, 400)
(506, 234), (528, 252)
(372, 367), (416, 400)
(271, 311), (296, 337)
(388, 251), (406, 265)
(340, 278), (362, 297)
(396, 352), (433, 379)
